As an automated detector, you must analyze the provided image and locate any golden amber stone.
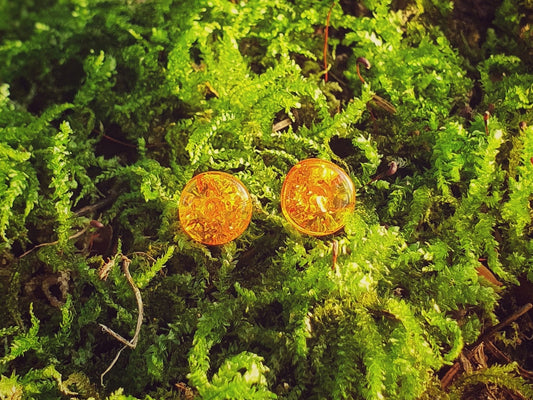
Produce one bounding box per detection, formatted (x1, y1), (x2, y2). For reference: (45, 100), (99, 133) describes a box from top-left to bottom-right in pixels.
(179, 172), (253, 245)
(281, 158), (355, 236)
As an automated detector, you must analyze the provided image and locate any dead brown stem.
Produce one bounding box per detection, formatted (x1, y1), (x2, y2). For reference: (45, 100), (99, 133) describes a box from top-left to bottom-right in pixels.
(485, 340), (533, 381)
(73, 195), (116, 217)
(441, 303), (533, 390)
(18, 228), (88, 258)
(99, 256), (144, 386)
(323, 2), (336, 82)
(441, 361), (462, 390)
(474, 303), (533, 347)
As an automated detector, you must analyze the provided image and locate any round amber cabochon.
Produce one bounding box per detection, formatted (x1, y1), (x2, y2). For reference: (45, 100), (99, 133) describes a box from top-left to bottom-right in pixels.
(178, 171), (253, 245)
(280, 158), (356, 236)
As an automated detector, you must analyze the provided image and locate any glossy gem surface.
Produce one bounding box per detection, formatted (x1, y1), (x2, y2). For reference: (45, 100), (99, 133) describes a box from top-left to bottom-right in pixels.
(179, 172), (252, 245)
(281, 159), (355, 236)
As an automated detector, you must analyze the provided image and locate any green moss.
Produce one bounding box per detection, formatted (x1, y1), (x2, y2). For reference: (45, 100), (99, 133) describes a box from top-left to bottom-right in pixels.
(0, 0), (532, 399)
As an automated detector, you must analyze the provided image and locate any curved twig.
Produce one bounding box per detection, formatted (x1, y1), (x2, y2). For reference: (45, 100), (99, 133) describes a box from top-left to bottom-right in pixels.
(18, 228), (88, 258)
(99, 255), (144, 386)
(323, 2), (336, 82)
(441, 303), (533, 390)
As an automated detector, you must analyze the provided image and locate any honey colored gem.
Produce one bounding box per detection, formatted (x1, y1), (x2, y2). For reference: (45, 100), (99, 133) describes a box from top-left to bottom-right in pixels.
(281, 159), (355, 236)
(179, 172), (253, 245)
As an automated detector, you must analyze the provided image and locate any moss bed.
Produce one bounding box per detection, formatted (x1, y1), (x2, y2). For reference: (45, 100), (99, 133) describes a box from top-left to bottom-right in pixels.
(1, 0), (532, 399)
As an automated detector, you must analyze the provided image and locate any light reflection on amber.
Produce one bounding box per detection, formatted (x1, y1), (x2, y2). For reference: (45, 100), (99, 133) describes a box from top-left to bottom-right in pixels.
(179, 172), (252, 245)
(281, 159), (355, 236)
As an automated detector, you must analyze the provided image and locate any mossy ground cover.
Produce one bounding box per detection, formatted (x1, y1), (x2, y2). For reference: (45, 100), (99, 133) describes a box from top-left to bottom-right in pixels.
(0, 0), (532, 399)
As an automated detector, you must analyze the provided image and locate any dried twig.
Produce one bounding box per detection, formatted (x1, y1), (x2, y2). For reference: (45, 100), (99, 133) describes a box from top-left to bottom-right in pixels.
(98, 257), (116, 281)
(101, 134), (137, 149)
(441, 303), (533, 390)
(175, 382), (196, 400)
(272, 118), (292, 133)
(370, 94), (397, 114)
(355, 56), (397, 114)
(73, 195), (116, 216)
(484, 111), (490, 135)
(18, 228), (88, 258)
(100, 256), (144, 386)
(356, 57), (371, 84)
(100, 346), (128, 387)
(485, 340), (533, 381)
(323, 2), (336, 82)
(99, 324), (133, 348)
(129, 251), (157, 264)
(441, 362), (461, 390)
(19, 195), (118, 259)
(473, 303), (533, 347)
(331, 240), (339, 271)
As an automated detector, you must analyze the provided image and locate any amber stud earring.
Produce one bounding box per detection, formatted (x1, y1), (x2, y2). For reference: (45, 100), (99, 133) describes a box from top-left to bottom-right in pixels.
(280, 158), (356, 236)
(178, 171), (253, 245)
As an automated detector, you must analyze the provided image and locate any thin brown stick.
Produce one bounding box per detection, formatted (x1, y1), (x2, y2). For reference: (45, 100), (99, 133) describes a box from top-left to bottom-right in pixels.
(100, 345), (127, 387)
(102, 134), (137, 149)
(356, 63), (364, 84)
(485, 340), (533, 381)
(370, 94), (397, 114)
(73, 195), (116, 216)
(331, 240), (339, 271)
(101, 132), (161, 149)
(474, 303), (533, 347)
(129, 251), (157, 264)
(272, 118), (291, 133)
(442, 303), (533, 390)
(19, 194), (116, 258)
(441, 361), (462, 390)
(98, 323), (132, 348)
(484, 111), (490, 135)
(18, 227), (88, 258)
(355, 57), (371, 84)
(323, 2), (335, 82)
(100, 256), (144, 385)
(122, 255), (143, 348)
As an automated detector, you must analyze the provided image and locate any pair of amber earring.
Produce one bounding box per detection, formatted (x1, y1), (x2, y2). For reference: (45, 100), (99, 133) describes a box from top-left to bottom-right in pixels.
(178, 158), (356, 245)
